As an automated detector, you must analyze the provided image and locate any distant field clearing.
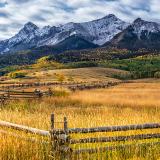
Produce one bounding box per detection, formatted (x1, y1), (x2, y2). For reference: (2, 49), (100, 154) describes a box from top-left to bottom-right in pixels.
(27, 67), (129, 82)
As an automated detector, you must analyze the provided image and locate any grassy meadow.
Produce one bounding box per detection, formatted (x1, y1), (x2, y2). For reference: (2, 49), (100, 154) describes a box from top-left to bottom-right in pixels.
(0, 81), (160, 160)
(0, 67), (128, 84)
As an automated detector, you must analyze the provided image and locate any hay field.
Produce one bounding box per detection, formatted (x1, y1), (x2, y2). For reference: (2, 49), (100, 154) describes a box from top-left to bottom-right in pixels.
(0, 81), (160, 159)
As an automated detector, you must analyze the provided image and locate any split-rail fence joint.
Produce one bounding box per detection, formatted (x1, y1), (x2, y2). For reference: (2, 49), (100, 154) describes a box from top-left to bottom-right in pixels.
(50, 113), (160, 158)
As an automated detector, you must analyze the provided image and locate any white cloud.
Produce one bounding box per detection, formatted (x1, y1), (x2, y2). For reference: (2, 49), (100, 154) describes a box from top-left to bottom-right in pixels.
(0, 0), (159, 40)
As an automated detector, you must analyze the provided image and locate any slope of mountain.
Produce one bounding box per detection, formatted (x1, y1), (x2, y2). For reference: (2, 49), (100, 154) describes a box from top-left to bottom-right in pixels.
(52, 35), (98, 51)
(31, 35), (98, 55)
(0, 22), (61, 53)
(0, 14), (128, 54)
(105, 18), (160, 50)
(81, 14), (128, 45)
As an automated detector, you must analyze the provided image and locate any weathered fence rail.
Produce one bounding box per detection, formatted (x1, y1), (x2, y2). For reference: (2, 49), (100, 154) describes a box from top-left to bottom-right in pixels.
(70, 133), (160, 144)
(73, 141), (160, 154)
(50, 114), (160, 157)
(68, 81), (122, 91)
(0, 120), (50, 136)
(53, 123), (160, 134)
(0, 81), (123, 92)
(0, 89), (53, 102)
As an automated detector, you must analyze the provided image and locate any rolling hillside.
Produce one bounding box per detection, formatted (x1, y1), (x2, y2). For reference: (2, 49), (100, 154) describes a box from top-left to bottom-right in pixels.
(0, 67), (130, 84)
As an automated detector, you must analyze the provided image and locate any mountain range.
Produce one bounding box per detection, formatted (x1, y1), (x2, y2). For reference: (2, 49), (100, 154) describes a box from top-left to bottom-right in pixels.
(106, 18), (160, 50)
(0, 14), (160, 54)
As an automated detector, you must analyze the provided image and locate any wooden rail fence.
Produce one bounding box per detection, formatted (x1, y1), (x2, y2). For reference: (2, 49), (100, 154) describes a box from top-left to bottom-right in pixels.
(0, 89), (53, 103)
(0, 120), (49, 136)
(0, 81), (124, 103)
(0, 114), (159, 159)
(0, 81), (93, 90)
(50, 114), (160, 158)
(0, 81), (124, 92)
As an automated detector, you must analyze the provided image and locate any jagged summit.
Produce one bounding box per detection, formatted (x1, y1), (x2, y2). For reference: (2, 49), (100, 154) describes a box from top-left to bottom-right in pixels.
(132, 17), (160, 37)
(0, 14), (129, 53)
(104, 17), (160, 50)
(133, 18), (144, 23)
(24, 22), (37, 27)
(102, 14), (118, 19)
(90, 14), (121, 24)
(23, 22), (39, 31)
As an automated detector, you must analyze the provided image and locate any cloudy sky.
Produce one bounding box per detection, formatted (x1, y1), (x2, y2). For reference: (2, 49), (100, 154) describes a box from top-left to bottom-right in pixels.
(0, 0), (160, 40)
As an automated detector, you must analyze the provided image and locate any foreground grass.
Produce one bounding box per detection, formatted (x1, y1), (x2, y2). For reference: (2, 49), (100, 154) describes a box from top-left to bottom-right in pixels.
(0, 82), (160, 159)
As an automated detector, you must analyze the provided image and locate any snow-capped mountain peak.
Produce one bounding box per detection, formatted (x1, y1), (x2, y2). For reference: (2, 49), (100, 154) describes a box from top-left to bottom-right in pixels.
(101, 14), (119, 20)
(0, 14), (129, 53)
(132, 18), (160, 39)
(105, 17), (160, 50)
(23, 22), (39, 30)
(18, 22), (39, 36)
(81, 14), (129, 45)
(133, 18), (143, 23)
(7, 22), (39, 47)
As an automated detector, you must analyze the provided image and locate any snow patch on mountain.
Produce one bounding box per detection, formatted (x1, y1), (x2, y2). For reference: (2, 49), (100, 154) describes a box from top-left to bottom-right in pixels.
(132, 18), (160, 39)
(81, 14), (129, 45)
(0, 14), (149, 54)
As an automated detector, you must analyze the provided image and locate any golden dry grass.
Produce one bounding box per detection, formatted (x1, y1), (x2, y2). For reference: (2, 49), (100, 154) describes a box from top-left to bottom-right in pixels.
(1, 67), (128, 84)
(0, 81), (160, 159)
(70, 82), (160, 109)
(29, 67), (128, 82)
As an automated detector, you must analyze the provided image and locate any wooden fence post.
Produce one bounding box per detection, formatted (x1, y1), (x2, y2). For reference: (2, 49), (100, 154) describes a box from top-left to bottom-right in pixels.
(7, 90), (10, 99)
(51, 114), (54, 130)
(50, 113), (58, 157)
(51, 114), (72, 159)
(64, 117), (68, 132)
(59, 116), (72, 159)
(48, 88), (53, 97)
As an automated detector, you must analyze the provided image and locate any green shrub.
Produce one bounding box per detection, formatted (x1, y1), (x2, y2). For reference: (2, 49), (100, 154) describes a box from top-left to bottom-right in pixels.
(8, 71), (27, 79)
(34, 56), (64, 69)
(111, 73), (132, 80)
(0, 65), (22, 76)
